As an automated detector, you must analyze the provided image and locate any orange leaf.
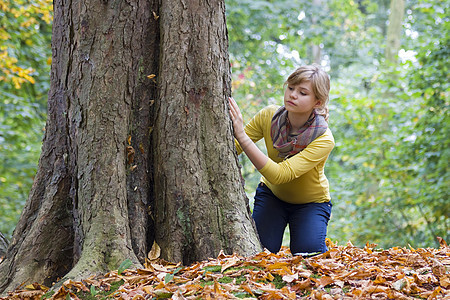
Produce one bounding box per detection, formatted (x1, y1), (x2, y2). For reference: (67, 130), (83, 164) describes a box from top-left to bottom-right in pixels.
(314, 276), (334, 287)
(440, 274), (450, 288)
(220, 256), (240, 273)
(240, 283), (254, 296)
(373, 274), (386, 284)
(264, 272), (275, 281)
(427, 286), (442, 300)
(142, 285), (153, 294)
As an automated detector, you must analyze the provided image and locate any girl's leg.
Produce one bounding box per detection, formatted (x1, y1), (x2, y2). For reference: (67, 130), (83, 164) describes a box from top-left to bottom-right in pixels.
(252, 183), (288, 253)
(288, 201), (332, 254)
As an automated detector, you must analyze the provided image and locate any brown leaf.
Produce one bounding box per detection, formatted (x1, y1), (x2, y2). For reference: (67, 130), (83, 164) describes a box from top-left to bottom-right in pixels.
(431, 258), (446, 277)
(148, 241), (161, 261)
(220, 255), (240, 273)
(427, 286), (442, 300)
(373, 273), (387, 284)
(63, 279), (89, 292)
(312, 276), (334, 287)
(240, 282), (255, 296)
(126, 145), (135, 164)
(282, 273), (298, 283)
(437, 236), (448, 248)
(439, 274), (450, 288)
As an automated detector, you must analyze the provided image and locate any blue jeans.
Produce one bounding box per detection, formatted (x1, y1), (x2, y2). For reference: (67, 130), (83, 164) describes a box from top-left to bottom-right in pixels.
(252, 183), (332, 254)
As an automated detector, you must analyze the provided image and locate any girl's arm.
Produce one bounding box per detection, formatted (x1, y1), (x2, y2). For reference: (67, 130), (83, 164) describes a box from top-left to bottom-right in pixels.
(229, 97), (268, 170)
(258, 135), (334, 185)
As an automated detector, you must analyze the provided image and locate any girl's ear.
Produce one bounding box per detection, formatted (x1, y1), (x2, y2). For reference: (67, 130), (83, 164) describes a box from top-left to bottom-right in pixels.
(314, 100), (322, 108)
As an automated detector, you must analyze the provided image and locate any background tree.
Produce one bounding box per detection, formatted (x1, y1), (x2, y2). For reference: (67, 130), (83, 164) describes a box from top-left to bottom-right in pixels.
(0, 0), (261, 293)
(386, 0), (405, 63)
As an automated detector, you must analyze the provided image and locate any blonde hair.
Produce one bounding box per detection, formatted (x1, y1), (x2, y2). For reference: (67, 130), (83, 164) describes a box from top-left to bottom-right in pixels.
(284, 64), (330, 120)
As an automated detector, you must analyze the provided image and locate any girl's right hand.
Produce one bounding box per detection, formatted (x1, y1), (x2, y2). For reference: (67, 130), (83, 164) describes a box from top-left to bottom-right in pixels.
(228, 97), (245, 138)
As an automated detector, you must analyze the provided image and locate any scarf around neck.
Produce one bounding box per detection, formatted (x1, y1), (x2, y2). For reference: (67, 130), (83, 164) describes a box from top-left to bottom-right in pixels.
(270, 106), (328, 159)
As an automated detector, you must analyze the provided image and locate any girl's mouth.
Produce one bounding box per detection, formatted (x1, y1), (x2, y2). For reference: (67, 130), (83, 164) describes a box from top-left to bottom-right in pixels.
(286, 100), (296, 106)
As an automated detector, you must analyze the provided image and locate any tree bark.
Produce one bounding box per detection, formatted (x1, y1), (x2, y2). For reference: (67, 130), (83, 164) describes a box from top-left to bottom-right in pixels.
(154, 0), (261, 265)
(0, 0), (158, 292)
(0, 233), (8, 258)
(0, 0), (261, 293)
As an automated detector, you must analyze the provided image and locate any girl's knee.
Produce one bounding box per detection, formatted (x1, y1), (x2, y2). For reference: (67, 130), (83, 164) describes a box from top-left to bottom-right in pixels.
(290, 238), (327, 255)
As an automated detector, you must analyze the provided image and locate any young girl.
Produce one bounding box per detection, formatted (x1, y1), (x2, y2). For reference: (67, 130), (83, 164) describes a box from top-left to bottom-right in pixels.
(229, 64), (334, 255)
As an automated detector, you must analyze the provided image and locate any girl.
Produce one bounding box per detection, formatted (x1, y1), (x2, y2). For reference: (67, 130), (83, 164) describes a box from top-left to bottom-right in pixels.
(229, 64), (334, 255)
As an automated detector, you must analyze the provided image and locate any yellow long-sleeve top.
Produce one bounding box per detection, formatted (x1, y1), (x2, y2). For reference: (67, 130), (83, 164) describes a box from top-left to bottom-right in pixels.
(236, 105), (335, 204)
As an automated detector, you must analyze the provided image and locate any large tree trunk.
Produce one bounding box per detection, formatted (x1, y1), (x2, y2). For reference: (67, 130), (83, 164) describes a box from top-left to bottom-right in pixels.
(154, 0), (261, 265)
(0, 0), (261, 293)
(0, 0), (157, 292)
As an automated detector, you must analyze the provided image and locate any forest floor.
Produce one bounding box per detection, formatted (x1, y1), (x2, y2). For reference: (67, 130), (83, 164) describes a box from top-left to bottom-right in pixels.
(2, 238), (449, 299)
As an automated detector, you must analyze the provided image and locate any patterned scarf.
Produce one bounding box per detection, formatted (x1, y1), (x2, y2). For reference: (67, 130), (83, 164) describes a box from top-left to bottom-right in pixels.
(271, 106), (328, 159)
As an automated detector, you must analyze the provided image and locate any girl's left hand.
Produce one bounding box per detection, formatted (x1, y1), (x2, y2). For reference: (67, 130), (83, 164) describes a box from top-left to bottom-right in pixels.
(228, 97), (245, 138)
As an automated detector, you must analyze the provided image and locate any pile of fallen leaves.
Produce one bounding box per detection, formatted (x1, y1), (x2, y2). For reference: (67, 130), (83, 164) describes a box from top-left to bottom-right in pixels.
(3, 238), (449, 299)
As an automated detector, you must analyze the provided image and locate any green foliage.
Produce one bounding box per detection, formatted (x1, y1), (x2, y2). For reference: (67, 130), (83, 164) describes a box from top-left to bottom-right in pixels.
(117, 258), (133, 275)
(0, 0), (51, 237)
(226, 0), (449, 248)
(165, 267), (182, 284)
(90, 285), (98, 297)
(326, 0), (449, 248)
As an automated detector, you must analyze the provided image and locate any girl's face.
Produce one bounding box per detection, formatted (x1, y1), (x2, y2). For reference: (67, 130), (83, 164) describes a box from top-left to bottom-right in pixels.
(284, 81), (321, 115)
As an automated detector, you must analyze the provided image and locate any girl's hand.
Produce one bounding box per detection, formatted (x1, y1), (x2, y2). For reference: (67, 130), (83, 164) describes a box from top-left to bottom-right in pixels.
(228, 97), (268, 169)
(228, 97), (245, 138)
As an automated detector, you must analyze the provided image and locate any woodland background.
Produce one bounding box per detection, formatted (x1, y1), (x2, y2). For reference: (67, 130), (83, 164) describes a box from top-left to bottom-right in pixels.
(0, 0), (448, 249)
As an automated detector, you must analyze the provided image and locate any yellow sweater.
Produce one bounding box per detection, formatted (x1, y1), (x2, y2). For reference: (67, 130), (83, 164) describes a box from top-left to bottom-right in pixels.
(236, 105), (335, 204)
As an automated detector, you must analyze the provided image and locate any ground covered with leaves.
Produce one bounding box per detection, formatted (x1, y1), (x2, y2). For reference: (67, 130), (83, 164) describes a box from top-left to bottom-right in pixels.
(2, 238), (449, 299)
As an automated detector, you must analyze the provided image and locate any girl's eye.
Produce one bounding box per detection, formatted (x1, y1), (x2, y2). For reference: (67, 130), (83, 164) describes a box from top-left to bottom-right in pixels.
(288, 86), (294, 91)
(300, 92), (306, 96)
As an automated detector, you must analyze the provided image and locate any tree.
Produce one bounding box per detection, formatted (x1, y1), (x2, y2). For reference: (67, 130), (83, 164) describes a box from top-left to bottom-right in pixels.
(0, 0), (261, 293)
(385, 0), (405, 63)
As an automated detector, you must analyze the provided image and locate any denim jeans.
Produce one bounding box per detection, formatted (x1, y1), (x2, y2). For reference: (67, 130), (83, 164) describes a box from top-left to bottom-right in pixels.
(252, 183), (332, 254)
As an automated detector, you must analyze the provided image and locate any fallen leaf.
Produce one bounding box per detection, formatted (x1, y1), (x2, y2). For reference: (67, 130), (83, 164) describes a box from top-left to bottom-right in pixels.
(148, 241), (161, 260)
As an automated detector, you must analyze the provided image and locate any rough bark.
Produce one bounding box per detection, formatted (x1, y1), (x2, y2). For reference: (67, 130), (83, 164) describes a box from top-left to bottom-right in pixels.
(0, 0), (157, 292)
(0, 233), (9, 258)
(154, 0), (262, 265)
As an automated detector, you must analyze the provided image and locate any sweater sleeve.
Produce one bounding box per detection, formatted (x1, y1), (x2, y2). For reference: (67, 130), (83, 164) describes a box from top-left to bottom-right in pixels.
(258, 131), (335, 185)
(235, 107), (267, 155)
